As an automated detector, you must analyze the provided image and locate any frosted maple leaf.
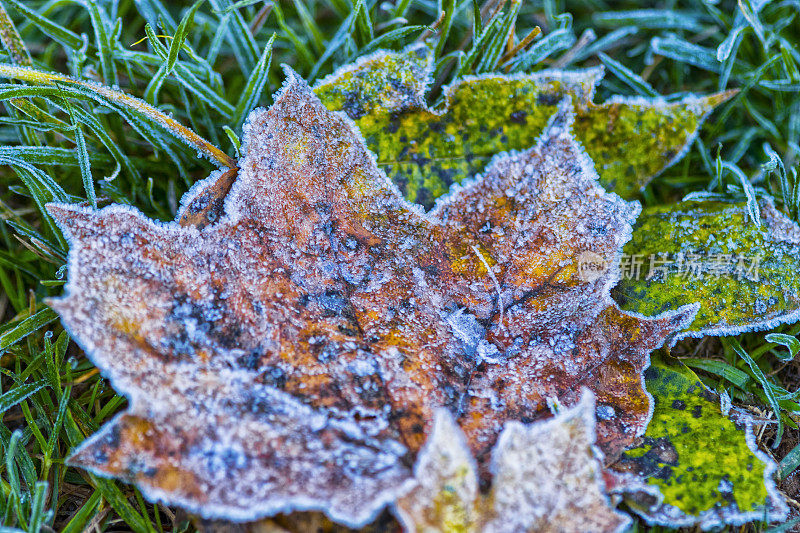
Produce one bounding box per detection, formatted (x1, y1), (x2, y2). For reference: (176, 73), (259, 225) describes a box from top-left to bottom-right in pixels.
(46, 68), (696, 526)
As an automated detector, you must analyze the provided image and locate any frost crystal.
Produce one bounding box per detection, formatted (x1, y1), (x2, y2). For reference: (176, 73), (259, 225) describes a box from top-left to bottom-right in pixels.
(310, 43), (734, 207)
(396, 391), (632, 533)
(49, 68), (694, 525)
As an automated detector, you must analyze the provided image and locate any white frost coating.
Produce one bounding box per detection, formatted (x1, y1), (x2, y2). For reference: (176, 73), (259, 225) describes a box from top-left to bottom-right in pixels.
(394, 408), (481, 530)
(485, 391), (629, 533)
(603, 91), (726, 188)
(312, 42), (435, 113)
(653, 195), (800, 342)
(632, 410), (789, 530)
(175, 168), (228, 220)
(47, 67), (699, 527)
(396, 391), (632, 533)
(315, 41), (605, 118)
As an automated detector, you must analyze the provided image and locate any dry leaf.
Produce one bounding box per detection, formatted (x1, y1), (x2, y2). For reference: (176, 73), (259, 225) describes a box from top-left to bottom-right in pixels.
(395, 391), (632, 533)
(48, 69), (694, 525)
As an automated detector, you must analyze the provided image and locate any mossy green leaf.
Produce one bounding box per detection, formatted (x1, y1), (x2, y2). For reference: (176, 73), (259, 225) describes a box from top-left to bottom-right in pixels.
(613, 197), (800, 339)
(615, 359), (787, 528)
(313, 44), (733, 208)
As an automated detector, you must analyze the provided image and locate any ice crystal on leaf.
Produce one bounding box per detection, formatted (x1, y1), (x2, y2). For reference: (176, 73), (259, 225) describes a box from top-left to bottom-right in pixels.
(396, 391), (631, 533)
(614, 198), (800, 339)
(312, 43), (734, 207)
(47, 68), (696, 526)
(614, 359), (788, 529)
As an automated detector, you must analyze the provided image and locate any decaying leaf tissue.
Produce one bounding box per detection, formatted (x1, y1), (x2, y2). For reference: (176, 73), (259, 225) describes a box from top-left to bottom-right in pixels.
(45, 44), (797, 532)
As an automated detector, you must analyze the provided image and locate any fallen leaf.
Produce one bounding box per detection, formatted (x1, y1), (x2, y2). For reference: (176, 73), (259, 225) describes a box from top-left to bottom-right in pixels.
(612, 198), (800, 339)
(48, 69), (694, 525)
(312, 43), (733, 208)
(395, 391), (631, 533)
(614, 358), (788, 528)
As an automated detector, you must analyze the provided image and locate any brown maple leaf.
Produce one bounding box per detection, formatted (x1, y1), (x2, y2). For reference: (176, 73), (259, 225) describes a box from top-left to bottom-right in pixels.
(47, 69), (695, 525)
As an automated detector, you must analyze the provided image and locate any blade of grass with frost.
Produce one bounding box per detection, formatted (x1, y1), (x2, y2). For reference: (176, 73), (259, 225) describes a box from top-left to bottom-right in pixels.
(470, 0), (481, 35)
(207, 0), (257, 75)
(0, 252), (37, 279)
(573, 26), (637, 62)
(113, 48), (210, 78)
(727, 337), (784, 448)
(598, 52), (657, 97)
(79, 0), (117, 86)
(458, 12), (504, 76)
(4, 219), (65, 262)
(233, 33), (274, 130)
(223, 125), (241, 157)
(780, 443), (800, 481)
(44, 383), (70, 471)
(71, 105), (136, 180)
(765, 333), (800, 361)
(6, 155), (71, 201)
(722, 161), (761, 225)
(73, 118), (95, 207)
(0, 86), (135, 178)
(651, 36), (723, 73)
(7, 436), (37, 503)
(0, 380), (47, 414)
(744, 99), (781, 140)
(292, 0), (325, 54)
(8, 97), (69, 129)
(0, 146), (105, 166)
(475, 0), (520, 73)
(683, 358), (752, 390)
(718, 27), (746, 91)
(4, 430), (23, 513)
(434, 0), (455, 58)
(28, 482), (50, 532)
(780, 42), (800, 83)
(134, 0), (177, 31)
(308, 1), (361, 79)
(728, 128), (759, 164)
(592, 9), (707, 31)
(4, 86), (183, 182)
(166, 1), (203, 75)
(360, 25), (428, 55)
(59, 491), (102, 533)
(2, 0), (83, 51)
(0, 64), (236, 168)
(1, 158), (70, 246)
(505, 28), (575, 72)
(271, 3), (315, 70)
(763, 143), (789, 206)
(354, 0), (374, 45)
(144, 22), (234, 116)
(0, 3), (31, 66)
(738, 0), (767, 50)
(142, 24), (169, 104)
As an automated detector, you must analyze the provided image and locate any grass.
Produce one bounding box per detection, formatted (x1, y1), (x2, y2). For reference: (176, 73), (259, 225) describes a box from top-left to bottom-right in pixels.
(0, 0), (799, 531)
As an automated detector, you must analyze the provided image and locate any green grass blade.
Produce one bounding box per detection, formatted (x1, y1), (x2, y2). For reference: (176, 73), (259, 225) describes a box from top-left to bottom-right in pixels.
(0, 2), (31, 65)
(0, 308), (58, 351)
(0, 63), (236, 168)
(233, 32), (274, 129)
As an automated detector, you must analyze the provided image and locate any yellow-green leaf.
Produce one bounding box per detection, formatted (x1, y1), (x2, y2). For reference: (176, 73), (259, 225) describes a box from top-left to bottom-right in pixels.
(613, 198), (800, 339)
(616, 359), (788, 528)
(314, 44), (733, 208)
